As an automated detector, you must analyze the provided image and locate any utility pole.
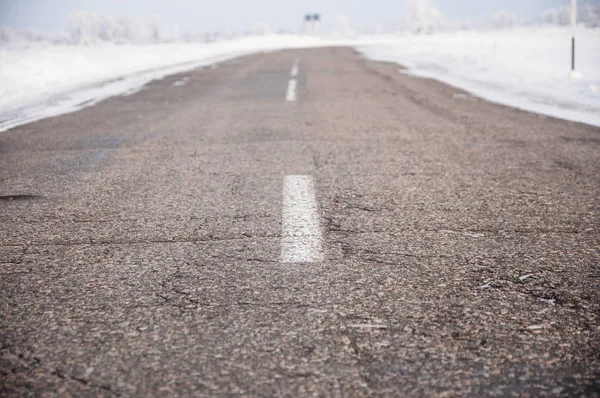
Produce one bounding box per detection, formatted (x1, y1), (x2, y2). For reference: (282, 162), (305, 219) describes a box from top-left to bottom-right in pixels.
(571, 0), (577, 73)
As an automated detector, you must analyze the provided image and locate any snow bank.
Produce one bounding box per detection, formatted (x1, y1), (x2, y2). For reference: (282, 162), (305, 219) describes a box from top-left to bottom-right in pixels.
(0, 35), (329, 131)
(358, 27), (600, 126)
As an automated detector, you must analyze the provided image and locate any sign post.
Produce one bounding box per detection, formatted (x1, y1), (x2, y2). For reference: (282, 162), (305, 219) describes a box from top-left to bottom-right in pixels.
(305, 14), (312, 35)
(313, 14), (320, 35)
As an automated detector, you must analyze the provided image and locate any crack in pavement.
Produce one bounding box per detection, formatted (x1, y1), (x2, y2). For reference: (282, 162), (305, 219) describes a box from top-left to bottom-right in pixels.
(0, 234), (280, 248)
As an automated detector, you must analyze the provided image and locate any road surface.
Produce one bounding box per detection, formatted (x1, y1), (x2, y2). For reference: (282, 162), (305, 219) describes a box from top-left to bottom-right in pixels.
(1, 48), (599, 396)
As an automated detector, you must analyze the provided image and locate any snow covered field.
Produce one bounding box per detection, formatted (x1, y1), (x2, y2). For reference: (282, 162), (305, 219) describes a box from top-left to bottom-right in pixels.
(358, 27), (600, 127)
(0, 26), (599, 131)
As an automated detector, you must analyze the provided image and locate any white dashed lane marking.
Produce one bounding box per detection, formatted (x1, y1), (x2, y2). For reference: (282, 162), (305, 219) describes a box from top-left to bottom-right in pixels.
(286, 79), (297, 102)
(281, 175), (323, 263)
(286, 61), (299, 101)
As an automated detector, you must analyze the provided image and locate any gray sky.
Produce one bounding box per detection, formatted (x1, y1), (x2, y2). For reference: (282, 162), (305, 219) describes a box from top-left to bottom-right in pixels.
(0, 0), (597, 32)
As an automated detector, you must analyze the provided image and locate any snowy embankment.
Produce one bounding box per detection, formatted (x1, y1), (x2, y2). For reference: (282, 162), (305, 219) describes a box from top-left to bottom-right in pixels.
(358, 27), (600, 127)
(0, 35), (328, 131)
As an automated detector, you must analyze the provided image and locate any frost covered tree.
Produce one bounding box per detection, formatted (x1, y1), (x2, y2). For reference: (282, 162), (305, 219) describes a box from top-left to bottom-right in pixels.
(581, 4), (600, 27)
(404, 0), (447, 34)
(334, 15), (354, 37)
(482, 11), (520, 29)
(0, 26), (15, 44)
(542, 6), (571, 25)
(542, 4), (600, 27)
(67, 11), (181, 44)
(252, 23), (272, 36)
(0, 26), (69, 45)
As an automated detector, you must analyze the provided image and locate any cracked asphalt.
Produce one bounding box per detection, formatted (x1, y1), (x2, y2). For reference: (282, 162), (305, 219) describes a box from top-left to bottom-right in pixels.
(1, 47), (599, 397)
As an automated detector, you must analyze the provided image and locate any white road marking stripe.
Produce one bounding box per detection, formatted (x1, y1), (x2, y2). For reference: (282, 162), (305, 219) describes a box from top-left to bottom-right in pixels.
(281, 175), (323, 263)
(291, 63), (299, 77)
(286, 79), (297, 102)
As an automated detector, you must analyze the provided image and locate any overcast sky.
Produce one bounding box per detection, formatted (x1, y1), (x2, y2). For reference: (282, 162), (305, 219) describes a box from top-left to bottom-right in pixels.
(0, 0), (597, 32)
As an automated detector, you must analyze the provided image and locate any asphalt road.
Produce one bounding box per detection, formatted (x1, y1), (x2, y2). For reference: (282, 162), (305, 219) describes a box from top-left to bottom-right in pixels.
(1, 47), (599, 397)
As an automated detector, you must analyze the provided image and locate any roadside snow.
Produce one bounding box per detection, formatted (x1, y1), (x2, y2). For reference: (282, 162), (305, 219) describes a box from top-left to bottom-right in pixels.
(358, 27), (600, 127)
(1, 27), (599, 132)
(0, 35), (330, 131)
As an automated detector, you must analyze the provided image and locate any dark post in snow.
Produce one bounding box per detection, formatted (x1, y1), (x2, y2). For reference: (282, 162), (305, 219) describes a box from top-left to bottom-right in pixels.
(572, 37), (575, 71)
(571, 0), (577, 72)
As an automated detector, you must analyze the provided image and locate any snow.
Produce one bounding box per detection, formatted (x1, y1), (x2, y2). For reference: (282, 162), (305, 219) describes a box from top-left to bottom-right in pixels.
(1, 26), (599, 132)
(358, 26), (600, 127)
(0, 35), (328, 131)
